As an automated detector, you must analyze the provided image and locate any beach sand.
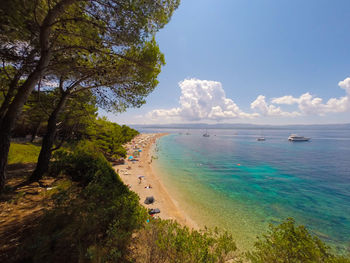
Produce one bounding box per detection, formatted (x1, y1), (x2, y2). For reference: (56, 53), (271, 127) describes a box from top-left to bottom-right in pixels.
(114, 133), (197, 229)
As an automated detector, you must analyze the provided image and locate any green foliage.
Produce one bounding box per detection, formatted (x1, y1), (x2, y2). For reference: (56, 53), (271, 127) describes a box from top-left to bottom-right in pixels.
(86, 117), (139, 159)
(8, 142), (41, 164)
(0, 0), (179, 192)
(247, 218), (350, 263)
(131, 219), (238, 263)
(0, 66), (16, 101)
(24, 143), (147, 262)
(51, 140), (113, 185)
(1, 0), (180, 115)
(55, 89), (98, 142)
(12, 88), (97, 141)
(12, 90), (53, 138)
(41, 179), (72, 198)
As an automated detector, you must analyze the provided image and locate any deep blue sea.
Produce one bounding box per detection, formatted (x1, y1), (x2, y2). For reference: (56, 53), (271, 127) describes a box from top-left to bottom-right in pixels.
(140, 127), (350, 253)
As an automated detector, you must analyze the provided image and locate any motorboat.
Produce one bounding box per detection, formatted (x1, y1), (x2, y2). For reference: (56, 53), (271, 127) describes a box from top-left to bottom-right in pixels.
(288, 134), (310, 141)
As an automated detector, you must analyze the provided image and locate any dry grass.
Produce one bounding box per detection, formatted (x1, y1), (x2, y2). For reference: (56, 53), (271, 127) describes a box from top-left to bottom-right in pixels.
(0, 164), (69, 263)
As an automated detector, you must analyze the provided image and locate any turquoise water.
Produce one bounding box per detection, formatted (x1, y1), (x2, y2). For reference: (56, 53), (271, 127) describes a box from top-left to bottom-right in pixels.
(147, 128), (350, 253)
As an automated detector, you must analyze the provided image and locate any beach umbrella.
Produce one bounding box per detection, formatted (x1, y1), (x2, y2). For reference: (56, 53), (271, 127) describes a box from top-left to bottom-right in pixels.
(148, 208), (160, 215)
(138, 175), (145, 179)
(128, 156), (134, 160)
(144, 196), (154, 204)
(138, 149), (142, 152)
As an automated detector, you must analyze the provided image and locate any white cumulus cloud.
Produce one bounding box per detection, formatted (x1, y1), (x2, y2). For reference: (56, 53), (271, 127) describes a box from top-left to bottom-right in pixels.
(271, 95), (300, 105)
(147, 78), (258, 121)
(145, 77), (350, 123)
(251, 95), (300, 117)
(269, 78), (350, 115)
(339, 77), (350, 96)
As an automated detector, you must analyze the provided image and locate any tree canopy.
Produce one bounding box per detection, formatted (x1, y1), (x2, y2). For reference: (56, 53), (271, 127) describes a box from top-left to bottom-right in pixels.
(0, 0), (180, 190)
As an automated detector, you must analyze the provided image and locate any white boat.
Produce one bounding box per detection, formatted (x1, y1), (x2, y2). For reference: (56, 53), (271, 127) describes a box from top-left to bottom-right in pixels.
(203, 130), (210, 137)
(257, 130), (265, 141)
(288, 134), (310, 141)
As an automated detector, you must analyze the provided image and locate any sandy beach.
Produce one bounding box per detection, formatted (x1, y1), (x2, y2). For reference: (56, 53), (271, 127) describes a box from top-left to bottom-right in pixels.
(114, 133), (197, 229)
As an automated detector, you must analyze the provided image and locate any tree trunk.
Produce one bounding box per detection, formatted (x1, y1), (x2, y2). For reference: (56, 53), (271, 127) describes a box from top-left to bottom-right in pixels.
(30, 122), (41, 142)
(0, 129), (11, 190)
(30, 92), (69, 181)
(0, 0), (76, 192)
(0, 49), (36, 122)
(0, 69), (47, 190)
(0, 74), (20, 121)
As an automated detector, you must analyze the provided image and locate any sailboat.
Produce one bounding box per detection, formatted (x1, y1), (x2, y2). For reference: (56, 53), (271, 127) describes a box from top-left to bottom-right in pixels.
(257, 129), (265, 141)
(203, 130), (210, 137)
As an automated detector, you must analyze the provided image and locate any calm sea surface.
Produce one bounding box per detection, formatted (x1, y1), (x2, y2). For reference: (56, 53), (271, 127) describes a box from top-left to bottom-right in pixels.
(140, 128), (350, 253)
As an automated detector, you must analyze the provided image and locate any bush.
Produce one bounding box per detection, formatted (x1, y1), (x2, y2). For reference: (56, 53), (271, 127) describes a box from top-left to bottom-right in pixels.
(130, 219), (238, 263)
(87, 117), (139, 160)
(246, 218), (350, 263)
(22, 142), (147, 262)
(51, 141), (115, 185)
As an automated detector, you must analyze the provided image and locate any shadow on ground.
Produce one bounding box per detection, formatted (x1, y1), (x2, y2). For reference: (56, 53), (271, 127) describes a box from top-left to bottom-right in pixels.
(0, 163), (56, 263)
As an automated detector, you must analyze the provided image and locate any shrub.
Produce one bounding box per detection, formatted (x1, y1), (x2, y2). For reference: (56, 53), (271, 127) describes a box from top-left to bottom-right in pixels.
(246, 218), (350, 263)
(87, 117), (139, 160)
(51, 140), (115, 185)
(22, 143), (147, 262)
(130, 219), (238, 263)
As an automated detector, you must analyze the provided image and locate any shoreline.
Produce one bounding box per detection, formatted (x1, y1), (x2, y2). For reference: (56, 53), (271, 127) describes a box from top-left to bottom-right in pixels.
(114, 133), (197, 229)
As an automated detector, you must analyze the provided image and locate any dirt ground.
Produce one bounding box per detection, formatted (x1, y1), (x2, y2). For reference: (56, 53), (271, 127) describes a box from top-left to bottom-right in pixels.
(0, 164), (57, 262)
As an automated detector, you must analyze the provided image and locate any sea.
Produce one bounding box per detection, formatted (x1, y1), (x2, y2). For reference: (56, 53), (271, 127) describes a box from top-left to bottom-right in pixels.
(137, 127), (350, 253)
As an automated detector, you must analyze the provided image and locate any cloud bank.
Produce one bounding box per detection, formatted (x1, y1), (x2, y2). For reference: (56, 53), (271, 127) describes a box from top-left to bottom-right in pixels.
(269, 78), (350, 116)
(146, 77), (350, 122)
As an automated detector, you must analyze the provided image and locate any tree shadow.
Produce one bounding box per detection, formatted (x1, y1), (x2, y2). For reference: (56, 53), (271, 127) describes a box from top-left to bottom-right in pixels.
(0, 163), (56, 263)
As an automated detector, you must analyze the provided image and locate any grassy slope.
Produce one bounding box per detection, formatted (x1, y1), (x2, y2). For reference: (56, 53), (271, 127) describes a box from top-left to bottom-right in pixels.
(8, 143), (40, 164)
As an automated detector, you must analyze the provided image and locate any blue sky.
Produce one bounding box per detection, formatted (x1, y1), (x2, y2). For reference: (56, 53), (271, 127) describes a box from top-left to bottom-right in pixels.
(107, 0), (350, 125)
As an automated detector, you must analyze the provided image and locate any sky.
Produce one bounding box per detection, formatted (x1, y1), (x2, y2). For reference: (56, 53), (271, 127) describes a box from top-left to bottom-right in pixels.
(106, 0), (350, 125)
